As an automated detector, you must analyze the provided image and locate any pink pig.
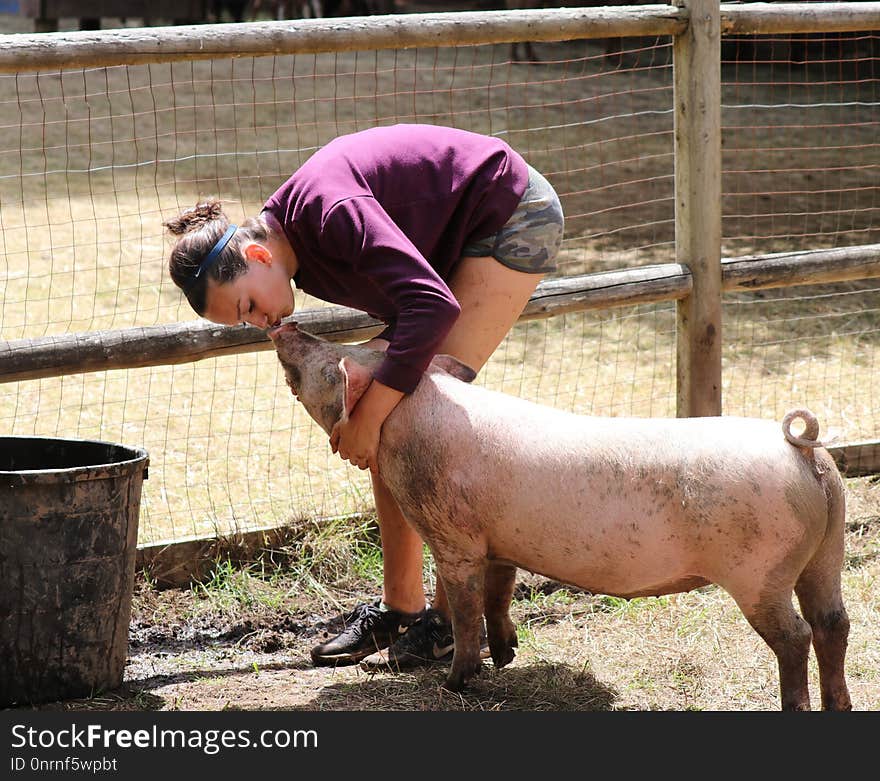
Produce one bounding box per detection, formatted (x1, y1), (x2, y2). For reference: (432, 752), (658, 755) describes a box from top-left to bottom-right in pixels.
(268, 321), (851, 710)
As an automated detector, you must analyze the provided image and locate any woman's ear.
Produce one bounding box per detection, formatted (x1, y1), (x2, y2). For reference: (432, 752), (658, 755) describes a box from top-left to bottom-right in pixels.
(243, 241), (272, 265)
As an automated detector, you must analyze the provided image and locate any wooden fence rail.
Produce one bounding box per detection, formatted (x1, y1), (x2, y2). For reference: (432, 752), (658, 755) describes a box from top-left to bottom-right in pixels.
(3, 244), (878, 385)
(1, 3), (880, 73)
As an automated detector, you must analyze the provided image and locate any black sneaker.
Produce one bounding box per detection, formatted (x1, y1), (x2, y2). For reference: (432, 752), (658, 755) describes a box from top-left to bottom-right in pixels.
(310, 598), (423, 667)
(359, 608), (490, 670)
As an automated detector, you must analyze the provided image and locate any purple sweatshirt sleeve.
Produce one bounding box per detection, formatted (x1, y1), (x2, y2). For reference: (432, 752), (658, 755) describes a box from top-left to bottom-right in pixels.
(320, 195), (461, 394)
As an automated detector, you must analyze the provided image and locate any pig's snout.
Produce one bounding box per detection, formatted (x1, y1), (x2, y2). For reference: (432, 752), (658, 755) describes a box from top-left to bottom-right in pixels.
(268, 321), (299, 341)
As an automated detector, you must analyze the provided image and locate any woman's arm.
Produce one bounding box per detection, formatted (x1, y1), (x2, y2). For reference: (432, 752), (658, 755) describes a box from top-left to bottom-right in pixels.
(319, 196), (461, 395)
(329, 378), (404, 474)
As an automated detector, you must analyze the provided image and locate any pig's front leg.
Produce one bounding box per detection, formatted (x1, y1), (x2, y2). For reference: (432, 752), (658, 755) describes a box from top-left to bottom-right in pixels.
(436, 559), (486, 691)
(485, 561), (518, 669)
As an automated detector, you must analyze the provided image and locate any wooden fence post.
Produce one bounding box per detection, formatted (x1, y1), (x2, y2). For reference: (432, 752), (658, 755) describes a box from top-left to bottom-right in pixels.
(673, 0), (722, 417)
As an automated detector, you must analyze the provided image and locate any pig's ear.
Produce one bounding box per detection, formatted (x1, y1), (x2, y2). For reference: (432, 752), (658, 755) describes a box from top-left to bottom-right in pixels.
(338, 356), (374, 421)
(431, 354), (477, 383)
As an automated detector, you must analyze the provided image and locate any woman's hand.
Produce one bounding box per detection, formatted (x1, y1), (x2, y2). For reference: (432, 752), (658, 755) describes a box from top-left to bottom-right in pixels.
(330, 410), (381, 473)
(329, 379), (404, 474)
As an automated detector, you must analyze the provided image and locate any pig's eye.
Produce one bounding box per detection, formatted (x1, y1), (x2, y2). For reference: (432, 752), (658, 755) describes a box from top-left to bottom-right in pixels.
(321, 367), (336, 385)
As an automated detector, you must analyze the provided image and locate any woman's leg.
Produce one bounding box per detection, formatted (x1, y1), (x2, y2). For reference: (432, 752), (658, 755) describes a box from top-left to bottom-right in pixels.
(378, 256), (544, 618)
(371, 473), (429, 614)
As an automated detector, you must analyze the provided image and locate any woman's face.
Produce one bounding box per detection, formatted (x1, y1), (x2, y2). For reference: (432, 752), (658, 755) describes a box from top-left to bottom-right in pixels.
(202, 255), (295, 329)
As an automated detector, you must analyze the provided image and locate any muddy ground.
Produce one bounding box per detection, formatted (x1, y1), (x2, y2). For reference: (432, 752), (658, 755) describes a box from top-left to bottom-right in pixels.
(10, 476), (879, 713)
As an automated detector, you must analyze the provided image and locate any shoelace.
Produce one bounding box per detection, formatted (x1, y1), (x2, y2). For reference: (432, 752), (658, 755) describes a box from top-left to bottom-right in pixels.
(341, 602), (383, 635)
(398, 612), (448, 651)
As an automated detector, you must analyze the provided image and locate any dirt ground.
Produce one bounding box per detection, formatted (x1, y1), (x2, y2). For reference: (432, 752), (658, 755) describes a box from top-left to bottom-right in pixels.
(12, 475), (878, 714)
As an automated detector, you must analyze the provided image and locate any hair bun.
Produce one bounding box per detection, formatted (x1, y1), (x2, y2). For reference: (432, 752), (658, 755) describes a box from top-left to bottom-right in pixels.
(164, 198), (225, 235)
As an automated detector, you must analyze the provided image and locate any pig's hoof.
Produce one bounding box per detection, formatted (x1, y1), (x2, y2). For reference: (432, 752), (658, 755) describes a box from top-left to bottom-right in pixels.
(443, 675), (466, 692)
(490, 644), (516, 669)
(487, 624), (518, 669)
(444, 661), (483, 691)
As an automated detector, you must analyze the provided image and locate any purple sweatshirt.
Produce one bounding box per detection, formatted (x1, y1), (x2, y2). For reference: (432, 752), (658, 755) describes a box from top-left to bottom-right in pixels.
(262, 124), (529, 394)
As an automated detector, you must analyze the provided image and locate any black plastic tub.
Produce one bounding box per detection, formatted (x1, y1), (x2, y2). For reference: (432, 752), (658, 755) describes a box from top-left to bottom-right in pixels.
(0, 436), (149, 706)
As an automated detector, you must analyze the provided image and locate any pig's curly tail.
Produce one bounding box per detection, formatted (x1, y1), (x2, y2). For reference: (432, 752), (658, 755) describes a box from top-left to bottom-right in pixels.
(782, 408), (824, 448)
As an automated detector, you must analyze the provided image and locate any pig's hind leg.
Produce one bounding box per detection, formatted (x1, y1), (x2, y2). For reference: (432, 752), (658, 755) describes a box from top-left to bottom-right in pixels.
(725, 581), (813, 710)
(484, 561), (518, 669)
(793, 478), (851, 711)
(794, 563), (851, 711)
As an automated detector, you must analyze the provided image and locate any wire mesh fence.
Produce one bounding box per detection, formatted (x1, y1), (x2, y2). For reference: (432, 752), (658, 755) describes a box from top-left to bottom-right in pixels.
(0, 7), (878, 545)
(720, 26), (880, 448)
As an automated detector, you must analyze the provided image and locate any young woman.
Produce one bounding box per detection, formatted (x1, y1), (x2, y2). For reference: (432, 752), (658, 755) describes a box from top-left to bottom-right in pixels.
(166, 123), (563, 670)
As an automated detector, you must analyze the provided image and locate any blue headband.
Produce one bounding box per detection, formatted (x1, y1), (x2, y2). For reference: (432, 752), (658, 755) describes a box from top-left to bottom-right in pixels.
(187, 224), (237, 289)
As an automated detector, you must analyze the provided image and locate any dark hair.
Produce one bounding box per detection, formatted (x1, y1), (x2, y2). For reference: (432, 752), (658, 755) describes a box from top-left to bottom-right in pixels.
(164, 198), (270, 315)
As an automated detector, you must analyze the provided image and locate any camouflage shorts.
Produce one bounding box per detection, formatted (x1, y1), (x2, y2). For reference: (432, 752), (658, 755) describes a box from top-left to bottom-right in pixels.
(463, 163), (564, 274)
